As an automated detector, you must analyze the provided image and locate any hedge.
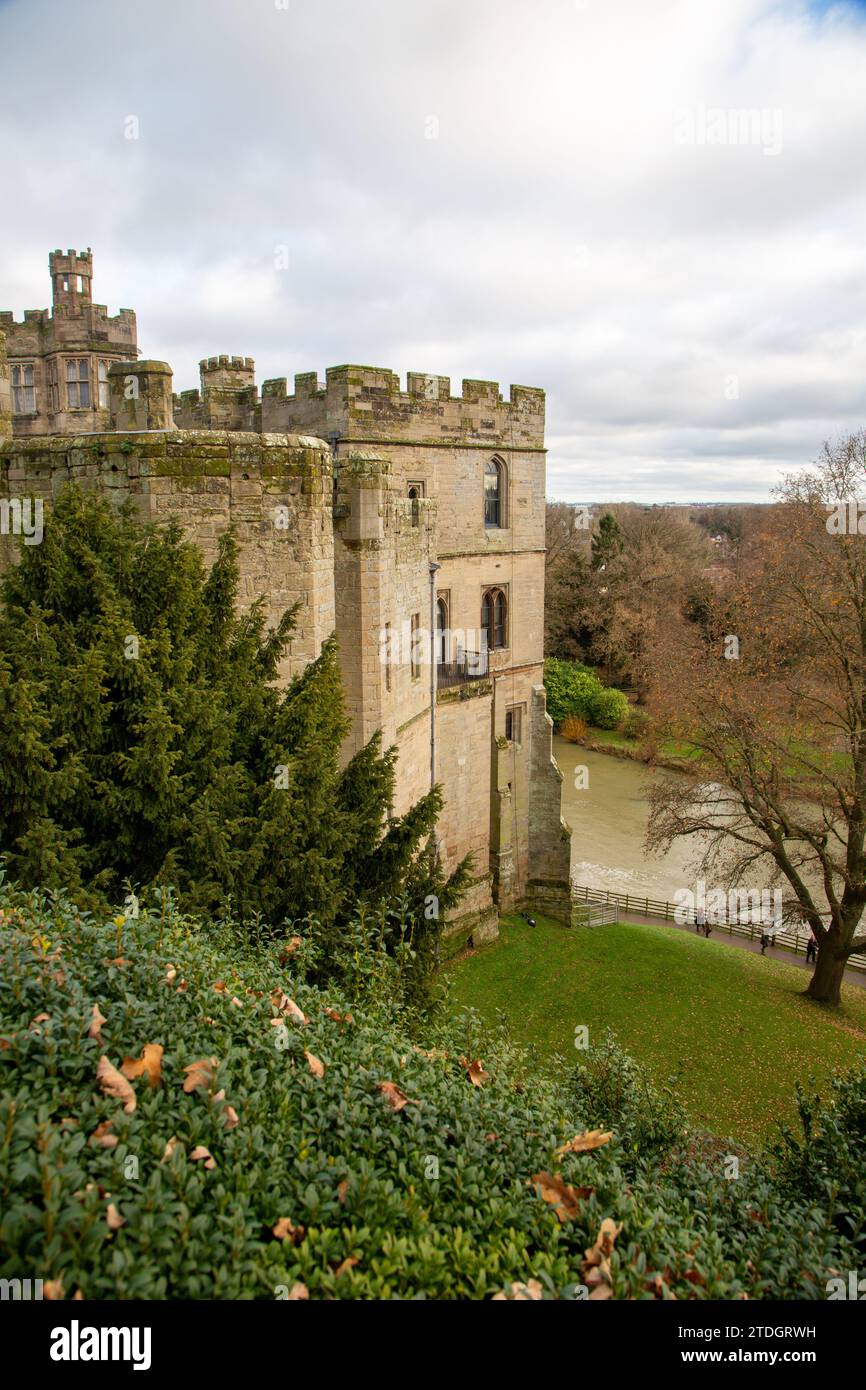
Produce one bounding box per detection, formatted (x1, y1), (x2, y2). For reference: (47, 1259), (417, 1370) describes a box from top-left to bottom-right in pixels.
(0, 885), (862, 1300)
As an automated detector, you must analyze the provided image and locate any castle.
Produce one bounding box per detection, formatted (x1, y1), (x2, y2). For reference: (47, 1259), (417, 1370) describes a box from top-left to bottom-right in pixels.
(0, 250), (573, 943)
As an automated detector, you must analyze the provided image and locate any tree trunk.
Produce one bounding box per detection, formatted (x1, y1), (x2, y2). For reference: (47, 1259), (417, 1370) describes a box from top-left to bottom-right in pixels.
(805, 944), (847, 1006)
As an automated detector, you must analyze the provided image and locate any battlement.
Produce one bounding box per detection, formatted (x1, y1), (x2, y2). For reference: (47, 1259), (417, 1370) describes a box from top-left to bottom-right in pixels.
(260, 364), (546, 448)
(50, 247), (93, 264)
(0, 305), (136, 329)
(200, 355), (255, 374)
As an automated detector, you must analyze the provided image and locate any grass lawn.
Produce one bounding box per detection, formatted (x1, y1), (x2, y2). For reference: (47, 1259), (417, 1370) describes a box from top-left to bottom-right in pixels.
(445, 915), (866, 1145)
(583, 726), (701, 760)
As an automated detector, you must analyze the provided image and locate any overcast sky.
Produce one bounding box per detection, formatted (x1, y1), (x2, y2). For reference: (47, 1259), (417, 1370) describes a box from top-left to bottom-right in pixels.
(2, 0), (865, 502)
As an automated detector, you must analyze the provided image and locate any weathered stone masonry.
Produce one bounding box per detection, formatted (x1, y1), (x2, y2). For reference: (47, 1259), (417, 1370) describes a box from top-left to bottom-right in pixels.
(1, 252), (573, 941)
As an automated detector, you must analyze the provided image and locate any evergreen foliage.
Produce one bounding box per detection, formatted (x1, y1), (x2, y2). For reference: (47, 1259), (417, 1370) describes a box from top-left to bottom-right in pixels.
(543, 656), (628, 730)
(0, 486), (469, 950)
(0, 887), (860, 1300)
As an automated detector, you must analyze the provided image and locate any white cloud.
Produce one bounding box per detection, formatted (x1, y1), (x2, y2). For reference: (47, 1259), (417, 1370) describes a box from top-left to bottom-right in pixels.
(1, 0), (865, 500)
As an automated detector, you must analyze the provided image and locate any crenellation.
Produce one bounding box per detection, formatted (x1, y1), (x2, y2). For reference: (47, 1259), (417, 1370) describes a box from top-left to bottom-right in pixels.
(0, 247), (570, 938)
(258, 362), (545, 448)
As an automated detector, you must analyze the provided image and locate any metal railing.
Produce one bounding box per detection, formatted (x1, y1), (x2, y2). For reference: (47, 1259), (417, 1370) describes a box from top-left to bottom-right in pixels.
(437, 650), (489, 689)
(570, 882), (866, 973)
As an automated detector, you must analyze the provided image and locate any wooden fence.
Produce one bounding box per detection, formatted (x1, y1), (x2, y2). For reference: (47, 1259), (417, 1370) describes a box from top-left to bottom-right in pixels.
(571, 883), (866, 974)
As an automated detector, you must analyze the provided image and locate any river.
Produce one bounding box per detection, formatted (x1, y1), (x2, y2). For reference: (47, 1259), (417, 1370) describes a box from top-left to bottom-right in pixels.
(553, 738), (711, 903)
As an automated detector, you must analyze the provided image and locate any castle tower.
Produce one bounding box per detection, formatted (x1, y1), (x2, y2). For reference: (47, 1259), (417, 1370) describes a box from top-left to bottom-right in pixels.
(173, 355), (260, 431)
(0, 247), (138, 438)
(49, 248), (93, 312)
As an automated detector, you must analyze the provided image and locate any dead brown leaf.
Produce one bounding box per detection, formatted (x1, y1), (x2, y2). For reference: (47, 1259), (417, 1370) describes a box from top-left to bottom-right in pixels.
(492, 1279), (544, 1301)
(161, 1136), (179, 1164)
(89, 1120), (118, 1149)
(554, 1130), (612, 1159)
(529, 1171), (592, 1222)
(87, 1004), (107, 1042)
(120, 1043), (163, 1089)
(376, 1081), (410, 1111)
(106, 1203), (126, 1231)
(96, 1055), (136, 1114)
(273, 1217), (306, 1245)
(190, 1145), (216, 1170)
(459, 1056), (489, 1087)
(304, 1050), (325, 1078)
(182, 1056), (218, 1093)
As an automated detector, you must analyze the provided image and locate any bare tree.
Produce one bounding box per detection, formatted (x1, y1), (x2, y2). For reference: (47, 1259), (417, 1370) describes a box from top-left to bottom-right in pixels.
(647, 432), (866, 1005)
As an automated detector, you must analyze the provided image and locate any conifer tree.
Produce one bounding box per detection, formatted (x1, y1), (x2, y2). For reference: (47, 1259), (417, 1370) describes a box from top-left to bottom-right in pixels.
(0, 486), (469, 956)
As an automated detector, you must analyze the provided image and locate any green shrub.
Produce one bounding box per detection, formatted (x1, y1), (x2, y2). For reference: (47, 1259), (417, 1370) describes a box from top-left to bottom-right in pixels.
(0, 486), (468, 950)
(623, 707), (651, 740)
(770, 1067), (866, 1256)
(544, 659), (630, 732)
(544, 658), (603, 724)
(0, 887), (859, 1300)
(587, 687), (630, 731)
(568, 1031), (688, 1175)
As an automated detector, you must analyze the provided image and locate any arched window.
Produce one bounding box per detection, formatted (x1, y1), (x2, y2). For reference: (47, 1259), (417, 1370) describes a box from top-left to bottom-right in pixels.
(481, 587), (508, 651)
(408, 484), (421, 528)
(484, 458), (504, 528)
(436, 597), (449, 667)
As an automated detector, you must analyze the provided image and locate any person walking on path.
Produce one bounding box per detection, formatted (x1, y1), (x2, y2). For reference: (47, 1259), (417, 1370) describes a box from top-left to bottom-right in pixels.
(806, 935), (817, 964)
(696, 906), (706, 935)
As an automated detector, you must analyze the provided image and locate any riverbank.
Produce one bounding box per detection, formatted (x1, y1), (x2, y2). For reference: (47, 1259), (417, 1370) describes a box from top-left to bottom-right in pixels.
(579, 726), (697, 774)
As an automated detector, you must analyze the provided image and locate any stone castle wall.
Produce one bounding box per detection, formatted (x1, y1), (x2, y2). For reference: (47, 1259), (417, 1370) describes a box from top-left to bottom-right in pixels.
(0, 332), (573, 937)
(0, 414), (334, 685)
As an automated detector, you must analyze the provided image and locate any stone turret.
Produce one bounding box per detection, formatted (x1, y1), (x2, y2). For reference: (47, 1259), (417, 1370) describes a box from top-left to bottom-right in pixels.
(108, 360), (174, 431)
(49, 247), (93, 312)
